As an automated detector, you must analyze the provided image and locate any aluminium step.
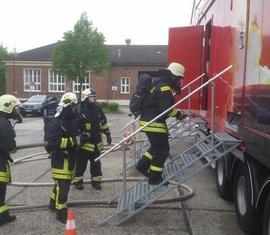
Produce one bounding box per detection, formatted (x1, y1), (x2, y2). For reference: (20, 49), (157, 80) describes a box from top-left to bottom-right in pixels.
(126, 118), (203, 170)
(106, 132), (240, 225)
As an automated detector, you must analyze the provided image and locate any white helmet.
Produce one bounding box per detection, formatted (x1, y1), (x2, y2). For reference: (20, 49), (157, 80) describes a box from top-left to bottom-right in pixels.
(167, 62), (185, 77)
(0, 94), (21, 114)
(81, 88), (96, 102)
(58, 92), (78, 108)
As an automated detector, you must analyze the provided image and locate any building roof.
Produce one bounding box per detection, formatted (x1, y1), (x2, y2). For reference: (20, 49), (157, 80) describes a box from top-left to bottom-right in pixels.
(5, 44), (168, 66)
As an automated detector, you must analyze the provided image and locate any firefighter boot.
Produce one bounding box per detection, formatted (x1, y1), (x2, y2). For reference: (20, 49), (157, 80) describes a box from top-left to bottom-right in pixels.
(74, 180), (84, 190)
(56, 208), (67, 224)
(135, 160), (150, 177)
(0, 211), (16, 226)
(91, 181), (101, 190)
(48, 198), (55, 211)
(148, 170), (169, 186)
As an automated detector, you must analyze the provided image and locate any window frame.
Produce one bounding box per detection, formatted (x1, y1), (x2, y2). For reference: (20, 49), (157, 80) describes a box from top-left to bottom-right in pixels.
(72, 73), (90, 93)
(120, 76), (130, 94)
(48, 69), (66, 93)
(23, 68), (42, 92)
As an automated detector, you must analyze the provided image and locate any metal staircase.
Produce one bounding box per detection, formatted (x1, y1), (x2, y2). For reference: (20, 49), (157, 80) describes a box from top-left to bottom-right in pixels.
(103, 132), (240, 225)
(126, 116), (206, 170)
(95, 65), (235, 226)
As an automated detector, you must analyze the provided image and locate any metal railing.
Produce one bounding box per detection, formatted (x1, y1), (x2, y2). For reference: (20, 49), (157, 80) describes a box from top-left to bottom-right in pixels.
(119, 72), (206, 133)
(95, 65), (232, 209)
(96, 66), (232, 161)
(118, 72), (206, 165)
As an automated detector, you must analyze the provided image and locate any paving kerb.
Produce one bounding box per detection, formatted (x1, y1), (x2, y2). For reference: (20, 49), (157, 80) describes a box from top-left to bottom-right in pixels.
(1, 106), (250, 234)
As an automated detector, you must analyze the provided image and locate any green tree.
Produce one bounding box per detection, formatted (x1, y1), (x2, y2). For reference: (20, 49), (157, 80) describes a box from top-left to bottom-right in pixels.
(52, 12), (110, 98)
(0, 45), (9, 95)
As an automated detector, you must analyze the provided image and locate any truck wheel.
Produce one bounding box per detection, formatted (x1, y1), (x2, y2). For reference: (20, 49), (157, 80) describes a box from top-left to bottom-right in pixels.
(234, 163), (260, 233)
(215, 157), (232, 200)
(263, 192), (270, 235)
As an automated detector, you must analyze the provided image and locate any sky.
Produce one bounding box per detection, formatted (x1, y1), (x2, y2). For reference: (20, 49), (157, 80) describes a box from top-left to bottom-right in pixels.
(0, 0), (193, 53)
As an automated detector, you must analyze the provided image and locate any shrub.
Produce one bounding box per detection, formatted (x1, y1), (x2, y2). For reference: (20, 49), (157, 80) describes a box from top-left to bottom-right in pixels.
(108, 102), (119, 111)
(99, 102), (108, 109)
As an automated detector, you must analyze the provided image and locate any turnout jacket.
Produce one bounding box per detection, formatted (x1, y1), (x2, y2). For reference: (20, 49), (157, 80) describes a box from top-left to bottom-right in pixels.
(0, 113), (16, 183)
(46, 117), (79, 180)
(139, 76), (179, 134)
(78, 104), (110, 153)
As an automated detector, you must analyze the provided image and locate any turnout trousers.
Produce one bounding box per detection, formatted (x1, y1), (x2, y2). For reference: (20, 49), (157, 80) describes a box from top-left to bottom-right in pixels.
(49, 153), (75, 222)
(136, 132), (169, 184)
(74, 146), (102, 184)
(0, 157), (14, 224)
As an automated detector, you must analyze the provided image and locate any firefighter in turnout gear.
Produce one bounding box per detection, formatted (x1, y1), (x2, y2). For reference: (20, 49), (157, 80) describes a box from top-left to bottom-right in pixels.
(136, 62), (187, 185)
(73, 88), (111, 190)
(0, 94), (22, 225)
(45, 92), (79, 224)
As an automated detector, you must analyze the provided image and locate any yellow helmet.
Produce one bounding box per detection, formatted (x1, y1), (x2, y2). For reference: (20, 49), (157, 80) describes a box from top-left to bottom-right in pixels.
(167, 62), (185, 77)
(81, 88), (96, 102)
(59, 92), (78, 108)
(0, 94), (21, 114)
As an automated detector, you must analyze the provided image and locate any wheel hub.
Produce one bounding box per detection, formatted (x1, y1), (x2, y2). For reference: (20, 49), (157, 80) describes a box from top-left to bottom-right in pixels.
(237, 175), (247, 215)
(217, 160), (224, 186)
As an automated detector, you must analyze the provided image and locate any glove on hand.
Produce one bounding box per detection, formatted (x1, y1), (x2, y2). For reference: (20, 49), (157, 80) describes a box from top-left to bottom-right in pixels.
(80, 132), (91, 141)
(106, 133), (112, 145)
(176, 111), (188, 121)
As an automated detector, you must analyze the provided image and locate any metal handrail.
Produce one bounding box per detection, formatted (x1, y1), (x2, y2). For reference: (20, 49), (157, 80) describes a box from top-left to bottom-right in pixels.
(96, 65), (232, 162)
(118, 72), (206, 133)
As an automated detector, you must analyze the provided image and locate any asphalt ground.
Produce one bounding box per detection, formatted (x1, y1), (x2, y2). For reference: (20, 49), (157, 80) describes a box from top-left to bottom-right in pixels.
(0, 107), (254, 235)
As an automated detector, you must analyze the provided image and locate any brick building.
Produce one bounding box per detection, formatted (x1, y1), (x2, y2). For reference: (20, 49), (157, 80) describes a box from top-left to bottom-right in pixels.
(4, 44), (167, 104)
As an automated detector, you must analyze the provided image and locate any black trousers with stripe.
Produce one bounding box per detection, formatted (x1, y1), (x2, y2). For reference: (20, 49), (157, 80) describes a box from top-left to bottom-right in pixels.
(51, 179), (71, 211)
(0, 157), (10, 217)
(0, 184), (6, 210)
(75, 146), (102, 181)
(138, 132), (169, 183)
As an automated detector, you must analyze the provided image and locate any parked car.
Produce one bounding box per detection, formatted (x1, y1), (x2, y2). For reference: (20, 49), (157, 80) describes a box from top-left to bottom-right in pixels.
(20, 95), (58, 116)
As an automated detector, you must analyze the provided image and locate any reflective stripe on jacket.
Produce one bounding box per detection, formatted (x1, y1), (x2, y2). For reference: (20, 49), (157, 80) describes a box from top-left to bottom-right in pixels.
(139, 76), (178, 133)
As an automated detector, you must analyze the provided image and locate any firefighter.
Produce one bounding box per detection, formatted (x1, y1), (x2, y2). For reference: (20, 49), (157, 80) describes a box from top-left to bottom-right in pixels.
(0, 94), (22, 225)
(135, 62), (187, 185)
(73, 88), (112, 190)
(45, 92), (79, 223)
(43, 97), (58, 154)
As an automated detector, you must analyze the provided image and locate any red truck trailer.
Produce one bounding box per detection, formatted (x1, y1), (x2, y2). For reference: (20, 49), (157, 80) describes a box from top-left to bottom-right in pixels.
(168, 0), (270, 234)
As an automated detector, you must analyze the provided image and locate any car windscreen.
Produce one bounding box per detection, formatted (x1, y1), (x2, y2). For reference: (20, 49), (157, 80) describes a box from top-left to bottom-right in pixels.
(27, 95), (46, 102)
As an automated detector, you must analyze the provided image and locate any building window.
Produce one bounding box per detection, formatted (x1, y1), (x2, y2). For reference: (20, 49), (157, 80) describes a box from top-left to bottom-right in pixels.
(121, 77), (130, 94)
(23, 69), (41, 92)
(73, 74), (90, 93)
(48, 70), (66, 92)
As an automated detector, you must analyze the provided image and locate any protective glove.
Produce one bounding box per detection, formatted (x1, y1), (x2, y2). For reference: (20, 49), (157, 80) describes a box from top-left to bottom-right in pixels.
(80, 132), (91, 141)
(13, 107), (23, 124)
(106, 133), (112, 145)
(176, 111), (188, 121)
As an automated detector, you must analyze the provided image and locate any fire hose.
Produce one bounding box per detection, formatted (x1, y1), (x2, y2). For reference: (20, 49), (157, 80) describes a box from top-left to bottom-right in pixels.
(8, 149), (194, 212)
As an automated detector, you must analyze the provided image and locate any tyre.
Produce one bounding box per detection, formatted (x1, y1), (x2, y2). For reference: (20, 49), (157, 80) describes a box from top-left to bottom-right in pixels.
(233, 163), (261, 233)
(263, 192), (270, 235)
(215, 157), (232, 200)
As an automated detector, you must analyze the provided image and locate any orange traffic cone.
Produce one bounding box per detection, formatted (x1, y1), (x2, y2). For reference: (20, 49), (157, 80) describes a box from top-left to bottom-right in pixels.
(65, 209), (77, 235)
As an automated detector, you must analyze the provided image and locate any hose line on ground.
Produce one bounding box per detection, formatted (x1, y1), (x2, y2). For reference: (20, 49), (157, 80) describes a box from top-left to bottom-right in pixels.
(9, 183), (194, 212)
(9, 152), (195, 212)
